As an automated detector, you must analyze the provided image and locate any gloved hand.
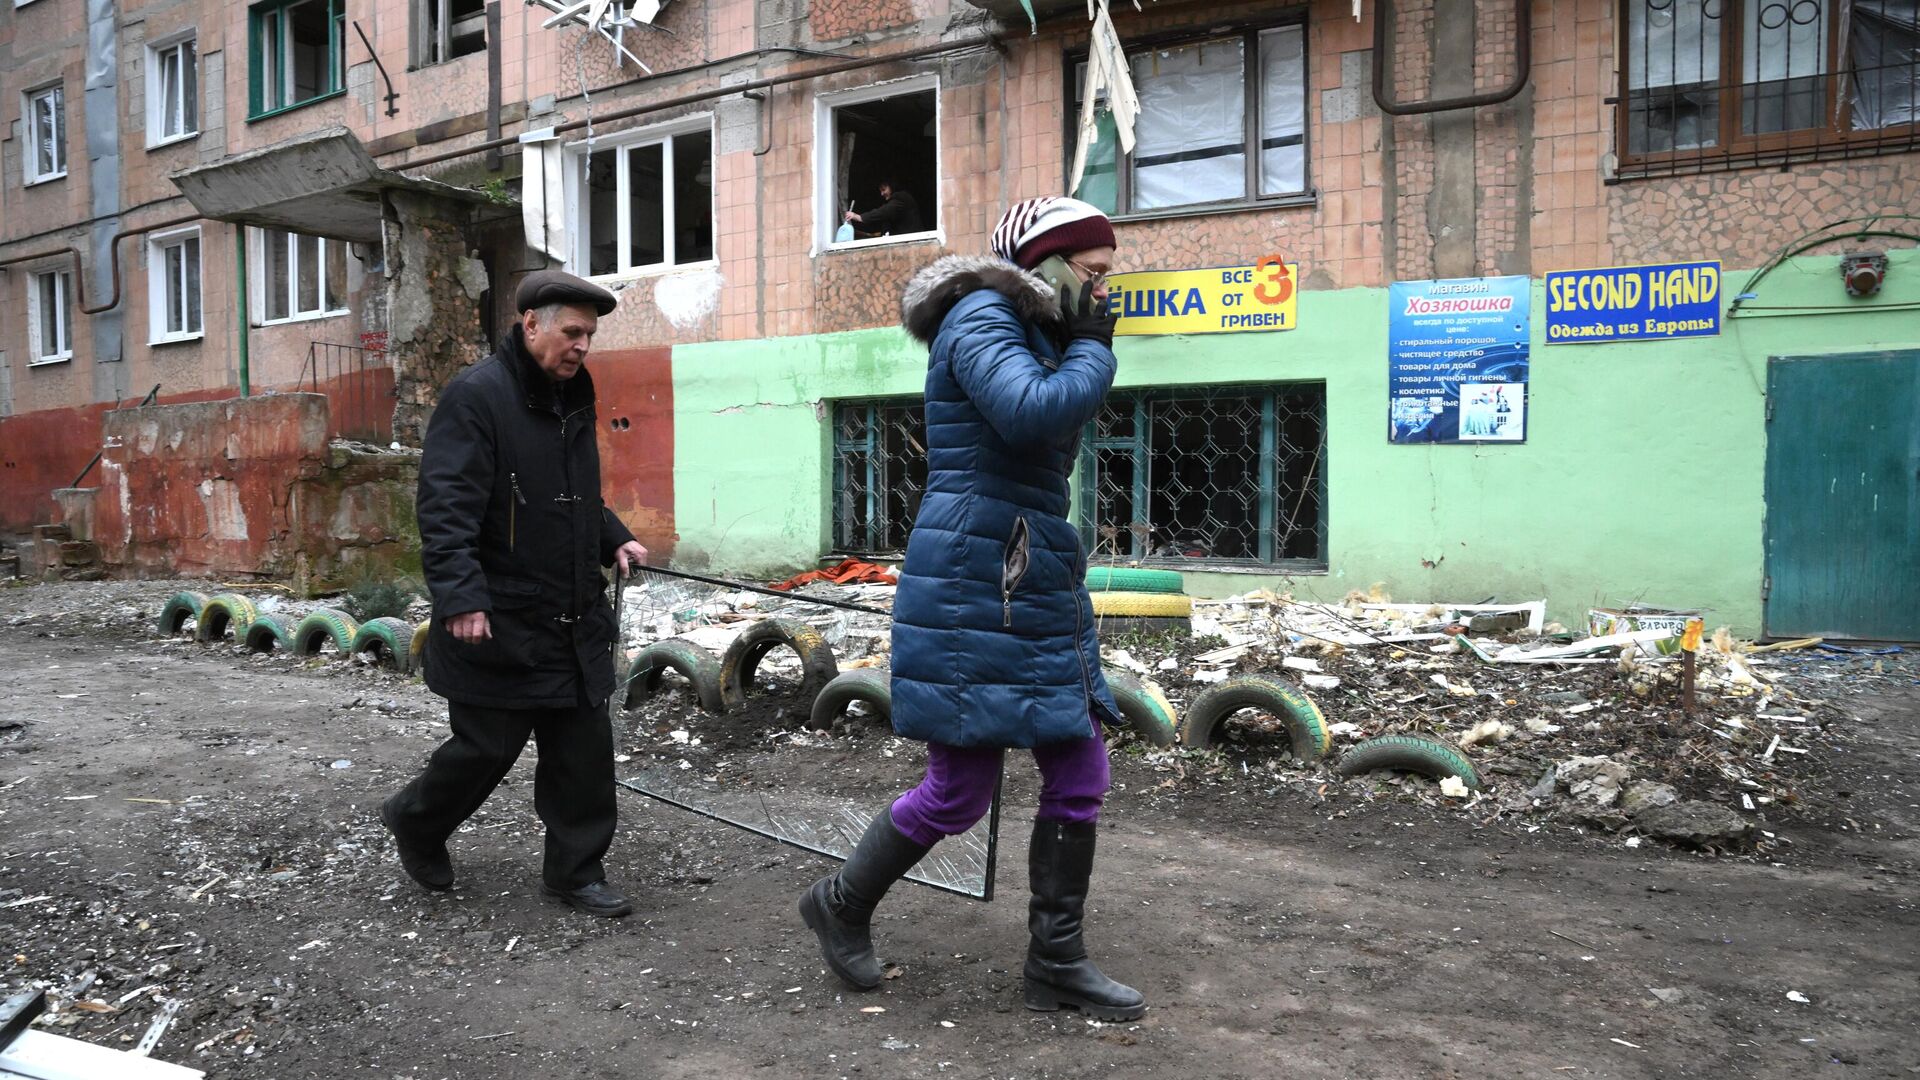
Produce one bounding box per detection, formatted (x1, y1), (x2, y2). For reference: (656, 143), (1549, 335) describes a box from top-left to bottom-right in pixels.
(1059, 283), (1118, 349)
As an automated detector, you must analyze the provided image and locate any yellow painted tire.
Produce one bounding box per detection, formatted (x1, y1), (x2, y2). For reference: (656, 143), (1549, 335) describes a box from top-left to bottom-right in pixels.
(196, 593), (260, 644)
(1090, 591), (1194, 618)
(410, 619), (430, 663)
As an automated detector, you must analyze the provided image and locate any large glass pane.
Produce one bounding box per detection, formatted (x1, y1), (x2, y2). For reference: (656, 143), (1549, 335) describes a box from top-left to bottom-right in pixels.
(1626, 0), (1723, 153)
(289, 0), (331, 103)
(584, 148), (619, 276)
(672, 130), (714, 264)
(1847, 0), (1919, 130)
(1743, 0), (1830, 134)
(626, 142), (665, 268)
(260, 10), (284, 110)
(295, 232), (320, 315)
(324, 237), (347, 311)
(37, 275), (60, 356)
(33, 90), (62, 177)
(1130, 37), (1246, 210)
(159, 48), (182, 138)
(165, 243), (186, 334)
(181, 42), (199, 134)
(184, 237), (203, 334)
(1258, 27), (1308, 196)
(265, 229), (292, 322)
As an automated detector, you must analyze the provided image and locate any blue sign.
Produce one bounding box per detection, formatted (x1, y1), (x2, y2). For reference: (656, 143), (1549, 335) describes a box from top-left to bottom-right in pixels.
(1544, 261), (1721, 344)
(1388, 276), (1531, 445)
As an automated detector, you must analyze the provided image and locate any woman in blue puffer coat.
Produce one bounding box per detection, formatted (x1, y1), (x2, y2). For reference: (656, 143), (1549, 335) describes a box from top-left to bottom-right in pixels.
(799, 197), (1145, 1022)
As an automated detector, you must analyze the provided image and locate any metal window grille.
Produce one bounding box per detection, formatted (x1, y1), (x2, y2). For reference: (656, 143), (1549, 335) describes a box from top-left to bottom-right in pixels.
(303, 342), (395, 444)
(1081, 385), (1326, 567)
(832, 400), (927, 555)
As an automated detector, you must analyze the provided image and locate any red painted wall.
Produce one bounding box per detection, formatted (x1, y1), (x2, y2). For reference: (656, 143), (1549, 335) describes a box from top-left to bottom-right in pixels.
(590, 347), (676, 562)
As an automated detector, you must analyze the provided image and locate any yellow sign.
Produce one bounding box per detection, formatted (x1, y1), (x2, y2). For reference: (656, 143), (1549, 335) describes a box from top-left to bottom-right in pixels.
(1108, 258), (1299, 336)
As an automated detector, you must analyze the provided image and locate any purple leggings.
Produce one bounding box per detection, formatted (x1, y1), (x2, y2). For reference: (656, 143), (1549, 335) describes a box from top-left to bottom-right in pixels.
(889, 727), (1111, 847)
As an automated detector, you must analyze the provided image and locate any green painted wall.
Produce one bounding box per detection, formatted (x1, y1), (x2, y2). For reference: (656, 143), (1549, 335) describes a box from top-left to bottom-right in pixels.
(672, 250), (1920, 634)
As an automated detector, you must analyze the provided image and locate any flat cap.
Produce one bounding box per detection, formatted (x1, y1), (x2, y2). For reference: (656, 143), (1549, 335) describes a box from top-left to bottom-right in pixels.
(514, 270), (618, 316)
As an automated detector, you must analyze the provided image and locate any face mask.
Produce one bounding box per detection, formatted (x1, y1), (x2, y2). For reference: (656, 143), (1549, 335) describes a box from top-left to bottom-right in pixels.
(1033, 255), (1085, 312)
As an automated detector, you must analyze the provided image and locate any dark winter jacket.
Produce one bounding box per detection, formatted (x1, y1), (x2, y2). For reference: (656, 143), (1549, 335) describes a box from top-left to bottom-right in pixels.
(890, 255), (1123, 748)
(859, 191), (923, 236)
(417, 324), (636, 709)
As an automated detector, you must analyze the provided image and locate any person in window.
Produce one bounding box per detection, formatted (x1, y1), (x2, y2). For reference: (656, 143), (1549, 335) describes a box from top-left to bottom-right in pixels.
(799, 197), (1146, 1022)
(844, 177), (923, 237)
(380, 270), (648, 920)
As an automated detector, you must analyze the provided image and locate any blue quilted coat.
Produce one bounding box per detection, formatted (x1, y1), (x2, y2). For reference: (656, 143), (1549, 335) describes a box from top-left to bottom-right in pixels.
(891, 255), (1123, 748)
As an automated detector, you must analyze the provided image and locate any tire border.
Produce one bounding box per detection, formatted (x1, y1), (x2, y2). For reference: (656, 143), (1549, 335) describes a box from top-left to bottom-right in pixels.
(1178, 674), (1332, 762)
(718, 618), (840, 709)
(806, 667), (892, 731)
(1334, 734), (1484, 791)
(1100, 667), (1179, 747)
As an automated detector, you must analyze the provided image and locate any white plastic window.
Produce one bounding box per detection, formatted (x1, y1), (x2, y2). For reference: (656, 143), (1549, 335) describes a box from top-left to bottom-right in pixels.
(149, 37), (200, 146)
(25, 84), (66, 183)
(150, 228), (204, 343)
(571, 122), (715, 277)
(256, 228), (348, 324)
(28, 270), (74, 365)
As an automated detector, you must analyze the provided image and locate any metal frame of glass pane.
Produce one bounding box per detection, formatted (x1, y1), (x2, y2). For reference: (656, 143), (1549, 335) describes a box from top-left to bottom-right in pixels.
(831, 399), (928, 555)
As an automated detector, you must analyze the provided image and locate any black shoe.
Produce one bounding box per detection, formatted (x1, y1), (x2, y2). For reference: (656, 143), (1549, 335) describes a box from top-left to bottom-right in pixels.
(1023, 819), (1147, 1022)
(798, 813), (931, 991)
(542, 879), (633, 918)
(379, 798), (453, 892)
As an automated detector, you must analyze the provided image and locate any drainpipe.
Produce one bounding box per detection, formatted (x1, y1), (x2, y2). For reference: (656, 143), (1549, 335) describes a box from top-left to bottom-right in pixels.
(235, 223), (251, 397)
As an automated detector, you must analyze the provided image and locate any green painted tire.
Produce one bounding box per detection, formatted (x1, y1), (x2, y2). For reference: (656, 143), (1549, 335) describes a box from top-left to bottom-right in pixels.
(718, 618), (839, 709)
(1084, 567), (1185, 594)
(807, 667), (892, 731)
(157, 591), (211, 636)
(291, 608), (360, 657)
(1179, 674), (1332, 763)
(243, 612), (298, 653)
(624, 638), (726, 714)
(1101, 668), (1179, 747)
(1336, 735), (1484, 791)
(195, 593), (260, 644)
(351, 617), (417, 674)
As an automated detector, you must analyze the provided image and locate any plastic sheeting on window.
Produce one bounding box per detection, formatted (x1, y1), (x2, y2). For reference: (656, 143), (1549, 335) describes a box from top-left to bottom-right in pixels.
(1068, 0), (1140, 200)
(1131, 37), (1246, 210)
(1259, 26), (1307, 197)
(1627, 0), (1722, 90)
(1850, 0), (1920, 129)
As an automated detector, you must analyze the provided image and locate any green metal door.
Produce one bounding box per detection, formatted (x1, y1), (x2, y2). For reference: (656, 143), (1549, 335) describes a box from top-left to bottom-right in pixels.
(1763, 350), (1920, 641)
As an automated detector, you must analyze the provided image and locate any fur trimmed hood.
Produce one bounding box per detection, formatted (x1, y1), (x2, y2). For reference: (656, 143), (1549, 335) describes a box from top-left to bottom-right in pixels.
(900, 255), (1059, 344)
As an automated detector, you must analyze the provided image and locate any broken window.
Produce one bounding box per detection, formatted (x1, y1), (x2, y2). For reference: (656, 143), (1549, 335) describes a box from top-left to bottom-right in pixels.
(832, 400), (928, 555)
(415, 0), (486, 67)
(822, 80), (939, 248)
(574, 123), (714, 276)
(1070, 24), (1307, 216)
(1081, 386), (1326, 566)
(256, 228), (348, 324)
(148, 36), (199, 146)
(149, 227), (204, 343)
(1620, 0), (1919, 170)
(25, 84), (65, 184)
(27, 269), (74, 365)
(250, 0), (345, 117)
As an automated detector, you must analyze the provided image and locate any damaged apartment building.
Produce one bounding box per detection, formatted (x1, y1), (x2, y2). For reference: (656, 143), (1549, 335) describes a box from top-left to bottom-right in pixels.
(1, 0), (1916, 636)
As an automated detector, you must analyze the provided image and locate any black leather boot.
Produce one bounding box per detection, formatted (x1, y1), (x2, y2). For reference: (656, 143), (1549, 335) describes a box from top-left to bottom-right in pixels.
(1023, 818), (1147, 1021)
(799, 812), (931, 990)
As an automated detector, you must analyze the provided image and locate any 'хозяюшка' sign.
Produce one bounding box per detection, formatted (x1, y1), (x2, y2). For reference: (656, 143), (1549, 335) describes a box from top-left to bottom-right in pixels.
(1543, 261), (1721, 344)
(1108, 258), (1300, 336)
(1388, 276), (1531, 445)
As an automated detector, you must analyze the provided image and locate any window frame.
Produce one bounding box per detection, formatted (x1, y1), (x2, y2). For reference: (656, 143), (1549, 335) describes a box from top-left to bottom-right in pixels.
(146, 33), (200, 149)
(250, 227), (350, 326)
(564, 115), (718, 280)
(26, 267), (75, 366)
(1076, 383), (1329, 572)
(148, 226), (205, 345)
(1613, 0), (1920, 174)
(412, 0), (487, 68)
(23, 83), (67, 185)
(248, 0), (346, 120)
(1064, 19), (1314, 221)
(829, 397), (929, 556)
(813, 74), (944, 254)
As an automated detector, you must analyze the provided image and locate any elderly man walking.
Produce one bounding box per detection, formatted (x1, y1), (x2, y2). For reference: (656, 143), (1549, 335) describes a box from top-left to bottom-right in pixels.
(380, 270), (647, 917)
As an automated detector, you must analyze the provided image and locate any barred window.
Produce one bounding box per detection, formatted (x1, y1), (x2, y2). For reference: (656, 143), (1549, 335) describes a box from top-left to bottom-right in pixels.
(1619, 0), (1919, 176)
(832, 400), (928, 556)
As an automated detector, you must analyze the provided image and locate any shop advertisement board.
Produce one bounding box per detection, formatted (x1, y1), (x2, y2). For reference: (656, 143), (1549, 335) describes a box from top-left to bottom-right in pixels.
(1543, 261), (1721, 344)
(1388, 275), (1531, 444)
(1108, 258), (1299, 336)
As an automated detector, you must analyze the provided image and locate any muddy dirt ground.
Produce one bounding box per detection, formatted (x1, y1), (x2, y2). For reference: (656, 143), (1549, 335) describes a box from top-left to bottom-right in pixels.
(2, 581), (1916, 1079)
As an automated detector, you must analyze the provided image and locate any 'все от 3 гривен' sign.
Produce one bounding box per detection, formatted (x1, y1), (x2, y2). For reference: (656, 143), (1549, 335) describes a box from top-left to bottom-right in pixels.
(1543, 261), (1721, 344)
(1108, 258), (1299, 336)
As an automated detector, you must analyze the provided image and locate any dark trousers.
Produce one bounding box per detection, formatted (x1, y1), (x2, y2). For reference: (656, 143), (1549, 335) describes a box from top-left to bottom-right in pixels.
(386, 700), (617, 889)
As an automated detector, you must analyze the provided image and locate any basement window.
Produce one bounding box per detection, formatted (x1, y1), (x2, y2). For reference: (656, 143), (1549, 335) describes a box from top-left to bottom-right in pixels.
(572, 120), (716, 277)
(817, 77), (940, 250)
(27, 269), (75, 366)
(249, 0), (345, 118)
(147, 34), (200, 147)
(1080, 385), (1326, 568)
(831, 399), (928, 556)
(254, 228), (348, 324)
(24, 83), (66, 184)
(415, 0), (486, 67)
(149, 227), (205, 344)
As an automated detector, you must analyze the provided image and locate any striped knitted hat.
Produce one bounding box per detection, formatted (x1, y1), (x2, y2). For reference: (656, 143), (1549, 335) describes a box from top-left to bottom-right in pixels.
(989, 196), (1116, 270)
